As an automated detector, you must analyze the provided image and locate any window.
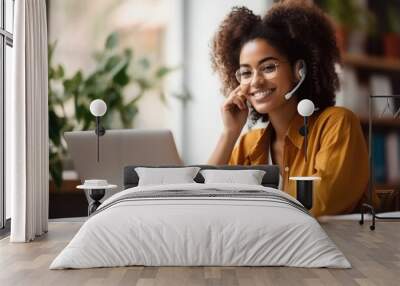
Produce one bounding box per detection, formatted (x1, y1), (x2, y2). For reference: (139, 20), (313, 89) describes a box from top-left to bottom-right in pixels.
(0, 0), (14, 231)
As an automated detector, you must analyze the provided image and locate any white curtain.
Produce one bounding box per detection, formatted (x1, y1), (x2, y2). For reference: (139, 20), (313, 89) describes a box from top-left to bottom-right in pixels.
(7, 0), (49, 242)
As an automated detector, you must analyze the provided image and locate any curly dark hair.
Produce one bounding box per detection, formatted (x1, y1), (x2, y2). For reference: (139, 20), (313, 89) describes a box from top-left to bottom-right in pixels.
(211, 0), (341, 124)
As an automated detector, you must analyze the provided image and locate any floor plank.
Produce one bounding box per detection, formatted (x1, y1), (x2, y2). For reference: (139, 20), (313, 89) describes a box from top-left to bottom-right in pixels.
(0, 220), (399, 286)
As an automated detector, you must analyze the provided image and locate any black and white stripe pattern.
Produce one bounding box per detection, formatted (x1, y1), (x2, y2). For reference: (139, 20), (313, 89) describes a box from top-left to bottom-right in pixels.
(93, 189), (310, 217)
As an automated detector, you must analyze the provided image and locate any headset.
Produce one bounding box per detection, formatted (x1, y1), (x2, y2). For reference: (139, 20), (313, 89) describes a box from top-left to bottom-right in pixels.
(284, 59), (307, 100)
(246, 59), (308, 130)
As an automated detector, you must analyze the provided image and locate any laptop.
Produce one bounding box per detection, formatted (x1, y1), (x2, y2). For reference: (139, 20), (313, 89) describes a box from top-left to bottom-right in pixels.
(64, 129), (183, 200)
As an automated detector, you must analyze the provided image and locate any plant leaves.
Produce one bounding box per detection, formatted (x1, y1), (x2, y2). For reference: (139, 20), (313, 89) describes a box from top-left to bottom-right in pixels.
(120, 104), (139, 128)
(124, 48), (133, 59)
(138, 58), (150, 70)
(49, 150), (63, 189)
(113, 65), (130, 86)
(105, 32), (119, 50)
(63, 71), (83, 94)
(104, 55), (121, 72)
(48, 31), (179, 189)
(155, 66), (174, 79)
(49, 110), (62, 146)
(56, 64), (65, 79)
(135, 77), (152, 90)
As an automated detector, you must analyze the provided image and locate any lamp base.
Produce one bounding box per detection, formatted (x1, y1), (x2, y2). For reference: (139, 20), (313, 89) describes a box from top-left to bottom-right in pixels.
(88, 188), (105, 215)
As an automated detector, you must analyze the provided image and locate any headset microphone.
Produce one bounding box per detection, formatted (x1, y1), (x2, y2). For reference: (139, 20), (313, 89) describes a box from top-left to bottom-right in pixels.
(284, 60), (307, 100)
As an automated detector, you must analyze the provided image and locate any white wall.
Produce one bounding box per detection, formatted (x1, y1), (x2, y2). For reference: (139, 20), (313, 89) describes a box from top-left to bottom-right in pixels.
(47, 0), (271, 170)
(181, 0), (270, 164)
(164, 0), (185, 158)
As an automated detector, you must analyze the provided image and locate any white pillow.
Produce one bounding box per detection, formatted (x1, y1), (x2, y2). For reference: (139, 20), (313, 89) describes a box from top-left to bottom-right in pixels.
(135, 167), (201, 186)
(200, 169), (266, 185)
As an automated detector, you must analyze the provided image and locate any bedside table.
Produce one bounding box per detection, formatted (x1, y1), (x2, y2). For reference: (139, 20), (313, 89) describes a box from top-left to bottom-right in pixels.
(77, 180), (117, 215)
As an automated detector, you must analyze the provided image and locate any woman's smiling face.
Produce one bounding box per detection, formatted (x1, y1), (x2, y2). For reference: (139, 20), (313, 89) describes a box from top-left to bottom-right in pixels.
(238, 38), (296, 114)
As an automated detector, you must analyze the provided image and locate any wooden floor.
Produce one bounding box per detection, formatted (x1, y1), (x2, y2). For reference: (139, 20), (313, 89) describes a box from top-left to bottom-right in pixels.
(0, 220), (399, 286)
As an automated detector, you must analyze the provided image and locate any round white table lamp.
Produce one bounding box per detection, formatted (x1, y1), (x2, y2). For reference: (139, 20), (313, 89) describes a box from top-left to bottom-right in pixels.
(297, 99), (315, 117)
(90, 99), (107, 117)
(293, 99), (320, 210)
(89, 99), (107, 162)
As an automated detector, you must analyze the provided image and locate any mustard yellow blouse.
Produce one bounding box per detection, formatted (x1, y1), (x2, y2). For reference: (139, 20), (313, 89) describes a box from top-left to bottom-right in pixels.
(228, 106), (380, 217)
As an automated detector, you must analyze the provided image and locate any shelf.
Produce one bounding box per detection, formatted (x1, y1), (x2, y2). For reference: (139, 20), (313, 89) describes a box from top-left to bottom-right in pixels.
(342, 53), (400, 72)
(359, 117), (400, 128)
(376, 182), (400, 191)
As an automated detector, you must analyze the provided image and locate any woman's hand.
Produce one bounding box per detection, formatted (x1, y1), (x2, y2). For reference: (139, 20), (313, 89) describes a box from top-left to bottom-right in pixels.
(208, 85), (250, 165)
(221, 85), (250, 135)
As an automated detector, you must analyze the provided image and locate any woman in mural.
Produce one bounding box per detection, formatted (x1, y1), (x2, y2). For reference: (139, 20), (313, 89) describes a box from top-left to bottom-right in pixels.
(208, 0), (379, 217)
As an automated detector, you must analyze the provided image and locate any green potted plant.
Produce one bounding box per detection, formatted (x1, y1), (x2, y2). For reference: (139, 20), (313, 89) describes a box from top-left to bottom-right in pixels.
(49, 32), (180, 192)
(48, 32), (189, 218)
(48, 42), (74, 192)
(383, 2), (400, 58)
(48, 42), (85, 218)
(317, 0), (374, 53)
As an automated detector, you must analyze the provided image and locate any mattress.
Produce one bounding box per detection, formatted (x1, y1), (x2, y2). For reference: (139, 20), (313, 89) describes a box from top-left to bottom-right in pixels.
(50, 183), (351, 269)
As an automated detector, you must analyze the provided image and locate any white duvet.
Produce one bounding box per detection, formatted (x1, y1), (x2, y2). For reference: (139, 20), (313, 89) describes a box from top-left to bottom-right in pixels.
(50, 183), (351, 269)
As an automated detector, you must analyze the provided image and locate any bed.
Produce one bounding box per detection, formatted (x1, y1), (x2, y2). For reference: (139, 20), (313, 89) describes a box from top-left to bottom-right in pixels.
(49, 165), (350, 269)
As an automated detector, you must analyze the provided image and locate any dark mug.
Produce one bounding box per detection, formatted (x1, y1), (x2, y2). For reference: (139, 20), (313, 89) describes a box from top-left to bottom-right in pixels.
(296, 180), (313, 210)
(290, 176), (321, 210)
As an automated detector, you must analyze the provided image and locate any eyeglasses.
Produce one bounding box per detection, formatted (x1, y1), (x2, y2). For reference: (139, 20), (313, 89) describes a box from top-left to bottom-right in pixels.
(235, 60), (288, 85)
